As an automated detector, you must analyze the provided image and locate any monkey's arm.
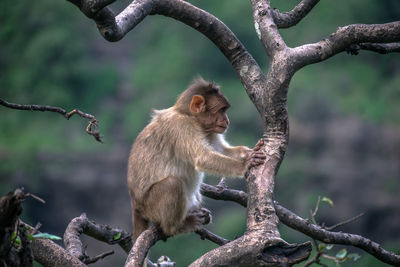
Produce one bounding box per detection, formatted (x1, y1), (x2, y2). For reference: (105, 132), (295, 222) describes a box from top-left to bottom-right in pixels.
(210, 134), (251, 160)
(194, 148), (247, 177)
(222, 145), (251, 160)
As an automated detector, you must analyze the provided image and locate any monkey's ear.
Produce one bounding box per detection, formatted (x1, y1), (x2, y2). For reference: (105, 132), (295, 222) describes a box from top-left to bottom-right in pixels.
(190, 95), (206, 114)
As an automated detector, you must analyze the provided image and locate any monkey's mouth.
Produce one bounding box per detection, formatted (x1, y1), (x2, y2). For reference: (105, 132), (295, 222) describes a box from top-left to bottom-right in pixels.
(216, 126), (228, 132)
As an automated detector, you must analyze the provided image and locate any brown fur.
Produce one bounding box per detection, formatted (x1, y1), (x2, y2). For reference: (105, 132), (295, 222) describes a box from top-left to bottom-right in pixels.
(127, 77), (265, 241)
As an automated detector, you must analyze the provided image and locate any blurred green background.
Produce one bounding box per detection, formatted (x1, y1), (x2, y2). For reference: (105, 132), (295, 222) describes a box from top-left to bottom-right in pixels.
(0, 0), (399, 266)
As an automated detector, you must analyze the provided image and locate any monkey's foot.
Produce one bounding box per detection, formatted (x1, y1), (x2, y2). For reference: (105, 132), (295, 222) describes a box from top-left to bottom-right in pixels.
(192, 208), (212, 225)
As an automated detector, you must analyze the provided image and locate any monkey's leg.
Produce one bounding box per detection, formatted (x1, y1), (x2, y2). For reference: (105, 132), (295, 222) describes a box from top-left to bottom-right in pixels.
(144, 176), (187, 237)
(132, 208), (149, 242)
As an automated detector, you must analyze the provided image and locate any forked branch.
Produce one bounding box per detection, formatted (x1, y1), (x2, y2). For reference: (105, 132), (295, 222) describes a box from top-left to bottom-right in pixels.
(64, 213), (133, 262)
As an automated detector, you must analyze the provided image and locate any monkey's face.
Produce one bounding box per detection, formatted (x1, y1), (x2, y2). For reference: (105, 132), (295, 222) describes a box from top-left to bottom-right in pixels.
(198, 95), (231, 134)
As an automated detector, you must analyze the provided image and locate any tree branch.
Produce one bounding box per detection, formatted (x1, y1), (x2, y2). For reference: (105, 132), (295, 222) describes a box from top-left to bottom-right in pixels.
(64, 213), (133, 262)
(251, 0), (287, 57)
(124, 226), (163, 267)
(292, 21), (400, 69)
(346, 42), (400, 55)
(195, 228), (230, 246)
(0, 98), (103, 143)
(272, 0), (320, 29)
(20, 222), (87, 267)
(274, 204), (400, 266)
(200, 182), (400, 266)
(0, 189), (28, 267)
(200, 183), (247, 207)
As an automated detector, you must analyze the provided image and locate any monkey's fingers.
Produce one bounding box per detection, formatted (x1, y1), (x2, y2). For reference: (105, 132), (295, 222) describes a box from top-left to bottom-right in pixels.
(253, 138), (264, 151)
(250, 158), (265, 166)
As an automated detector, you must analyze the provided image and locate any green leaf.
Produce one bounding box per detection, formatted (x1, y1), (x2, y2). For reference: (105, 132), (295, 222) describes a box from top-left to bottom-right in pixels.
(326, 244), (334, 250)
(336, 248), (347, 259)
(318, 243), (326, 251)
(322, 197), (334, 207)
(347, 253), (361, 261)
(32, 233), (62, 240)
(15, 236), (22, 245)
(113, 232), (122, 241)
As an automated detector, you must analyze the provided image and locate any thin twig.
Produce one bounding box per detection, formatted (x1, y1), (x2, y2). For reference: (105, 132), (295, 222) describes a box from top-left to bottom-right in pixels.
(25, 193), (46, 204)
(325, 212), (365, 231)
(195, 228), (230, 246)
(0, 98), (103, 143)
(84, 250), (114, 264)
(310, 196), (321, 225)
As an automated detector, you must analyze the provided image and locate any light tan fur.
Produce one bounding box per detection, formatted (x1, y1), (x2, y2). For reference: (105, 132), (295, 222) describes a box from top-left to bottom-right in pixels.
(127, 77), (264, 241)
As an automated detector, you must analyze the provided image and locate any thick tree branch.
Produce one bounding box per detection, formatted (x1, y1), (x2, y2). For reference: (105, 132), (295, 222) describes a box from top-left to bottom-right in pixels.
(124, 226), (163, 267)
(0, 98), (103, 143)
(272, 0), (320, 29)
(292, 21), (400, 69)
(18, 222), (86, 267)
(251, 0), (287, 57)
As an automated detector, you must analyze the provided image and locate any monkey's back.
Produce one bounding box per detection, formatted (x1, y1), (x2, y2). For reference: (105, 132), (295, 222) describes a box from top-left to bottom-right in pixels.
(127, 108), (203, 203)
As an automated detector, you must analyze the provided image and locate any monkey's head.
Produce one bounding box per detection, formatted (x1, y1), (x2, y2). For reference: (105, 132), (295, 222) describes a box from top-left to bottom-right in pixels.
(175, 77), (231, 134)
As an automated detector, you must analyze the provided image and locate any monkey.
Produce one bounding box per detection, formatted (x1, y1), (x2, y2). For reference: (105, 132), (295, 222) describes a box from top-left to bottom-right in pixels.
(127, 77), (266, 242)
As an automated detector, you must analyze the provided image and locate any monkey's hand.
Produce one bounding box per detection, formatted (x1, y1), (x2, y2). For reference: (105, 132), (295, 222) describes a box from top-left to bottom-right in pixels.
(245, 138), (266, 169)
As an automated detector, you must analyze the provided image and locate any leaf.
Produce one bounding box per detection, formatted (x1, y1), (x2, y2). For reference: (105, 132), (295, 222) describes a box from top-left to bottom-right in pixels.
(15, 236), (22, 245)
(113, 232), (122, 241)
(11, 231), (17, 241)
(318, 243), (326, 251)
(336, 248), (347, 259)
(326, 244), (334, 250)
(32, 233), (62, 240)
(322, 197), (334, 207)
(347, 253), (361, 261)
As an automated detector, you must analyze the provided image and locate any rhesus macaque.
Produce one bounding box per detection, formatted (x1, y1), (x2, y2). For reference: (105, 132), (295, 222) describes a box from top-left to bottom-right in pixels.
(127, 77), (265, 241)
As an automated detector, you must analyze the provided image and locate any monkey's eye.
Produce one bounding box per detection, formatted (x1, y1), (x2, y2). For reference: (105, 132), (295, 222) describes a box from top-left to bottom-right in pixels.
(220, 107), (228, 113)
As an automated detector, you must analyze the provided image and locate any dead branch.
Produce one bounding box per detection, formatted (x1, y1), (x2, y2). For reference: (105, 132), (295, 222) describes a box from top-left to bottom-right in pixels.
(272, 0), (320, 28)
(64, 213), (133, 262)
(0, 189), (29, 267)
(0, 98), (103, 143)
